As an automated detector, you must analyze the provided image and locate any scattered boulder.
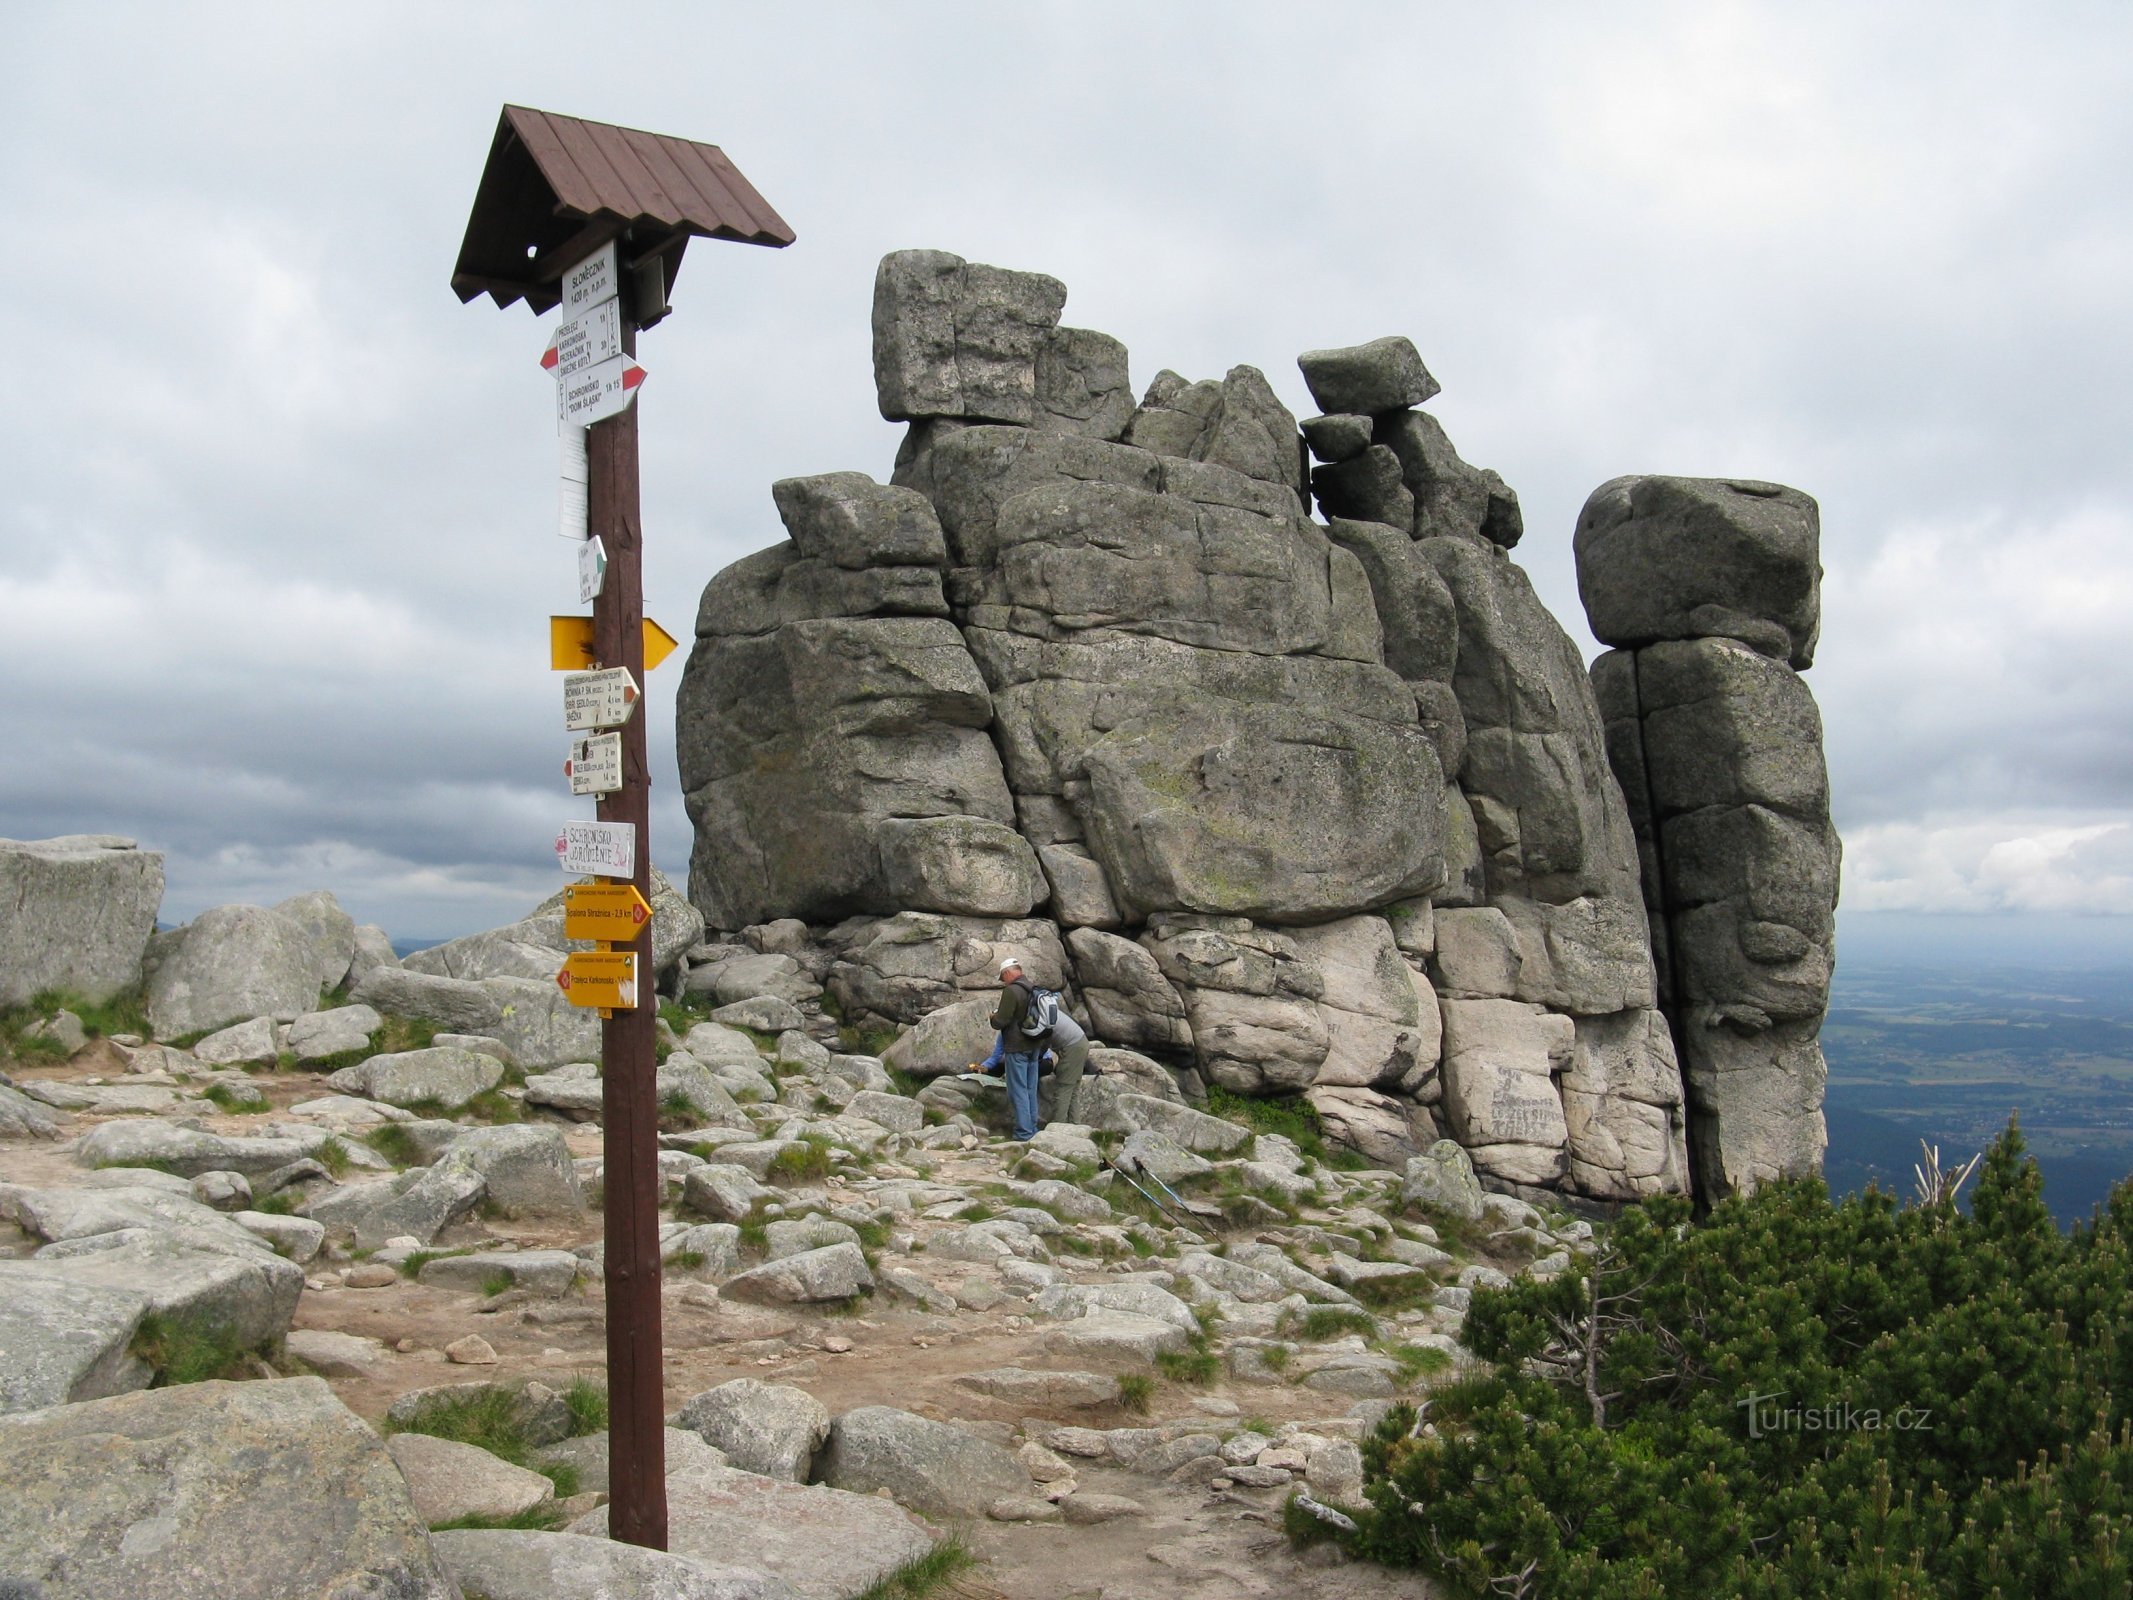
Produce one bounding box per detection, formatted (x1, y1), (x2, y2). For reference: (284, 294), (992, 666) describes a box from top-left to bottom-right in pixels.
(1297, 336), (1441, 416)
(327, 1045), (505, 1110)
(0, 1266), (152, 1413)
(671, 1378), (831, 1482)
(721, 1243), (873, 1305)
(388, 1430), (555, 1524)
(0, 834), (163, 1007)
(145, 902), (339, 1040)
(817, 1404), (1033, 1519)
(0, 1378), (458, 1599)
(431, 1528), (794, 1600)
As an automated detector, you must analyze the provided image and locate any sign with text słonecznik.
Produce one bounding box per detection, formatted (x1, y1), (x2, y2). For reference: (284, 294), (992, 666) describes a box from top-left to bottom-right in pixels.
(541, 298), (624, 379)
(563, 881), (654, 942)
(567, 731), (624, 796)
(557, 948), (637, 1009)
(555, 819), (635, 878)
(578, 535), (608, 602)
(564, 665), (640, 731)
(560, 240), (619, 318)
(558, 352), (647, 430)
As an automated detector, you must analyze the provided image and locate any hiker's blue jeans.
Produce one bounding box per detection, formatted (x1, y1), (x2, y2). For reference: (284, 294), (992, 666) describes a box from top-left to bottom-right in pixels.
(1004, 1047), (1044, 1139)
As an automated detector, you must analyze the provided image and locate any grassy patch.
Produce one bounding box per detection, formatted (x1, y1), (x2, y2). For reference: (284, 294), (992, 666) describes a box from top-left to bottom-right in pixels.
(1116, 1372), (1155, 1413)
(953, 1203), (997, 1224)
(385, 1385), (540, 1467)
(768, 1138), (835, 1183)
(670, 1249), (706, 1271)
(1156, 1343), (1221, 1386)
(462, 1087), (523, 1124)
(563, 1378), (608, 1436)
(1385, 1342), (1454, 1385)
(400, 1249), (447, 1279)
(201, 1083), (262, 1113)
(848, 1534), (975, 1600)
(130, 1314), (256, 1385)
(1287, 1306), (1377, 1341)
(252, 1190), (299, 1215)
(429, 1504), (565, 1533)
(480, 1271), (514, 1298)
(1205, 1086), (1329, 1162)
(371, 1013), (439, 1055)
(1259, 1344), (1291, 1373)
(316, 1137), (352, 1178)
(365, 1123), (425, 1166)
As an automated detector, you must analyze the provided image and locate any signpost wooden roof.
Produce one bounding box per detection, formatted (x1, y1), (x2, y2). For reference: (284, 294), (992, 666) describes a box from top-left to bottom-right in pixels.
(451, 104), (794, 316)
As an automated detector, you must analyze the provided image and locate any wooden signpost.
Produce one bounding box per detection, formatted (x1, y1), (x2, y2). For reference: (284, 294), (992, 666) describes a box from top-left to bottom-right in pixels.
(452, 104), (792, 1552)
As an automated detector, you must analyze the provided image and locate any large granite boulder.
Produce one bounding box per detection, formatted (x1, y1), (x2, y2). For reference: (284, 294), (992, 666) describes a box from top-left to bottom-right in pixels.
(671, 1378), (830, 1482)
(816, 1404), (1033, 1520)
(0, 1378), (458, 1598)
(1582, 477), (1838, 1201)
(0, 835), (163, 1006)
(0, 1266), (152, 1413)
(144, 901), (335, 1040)
(1298, 336), (1441, 416)
(1576, 475), (1822, 669)
(873, 248), (1067, 425)
(432, 1527), (792, 1600)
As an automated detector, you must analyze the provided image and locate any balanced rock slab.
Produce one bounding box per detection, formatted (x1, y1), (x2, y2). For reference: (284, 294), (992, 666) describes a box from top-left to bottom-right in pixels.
(0, 835), (163, 1007)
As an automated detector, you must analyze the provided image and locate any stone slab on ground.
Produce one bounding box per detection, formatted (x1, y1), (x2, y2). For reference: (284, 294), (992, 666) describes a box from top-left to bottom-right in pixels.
(816, 1403), (1034, 1519)
(432, 1527), (794, 1600)
(387, 1430), (556, 1525)
(0, 1377), (458, 1599)
(0, 1264), (152, 1414)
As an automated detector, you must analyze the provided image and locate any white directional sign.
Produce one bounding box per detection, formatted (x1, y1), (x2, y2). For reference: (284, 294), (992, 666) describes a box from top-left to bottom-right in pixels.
(561, 240), (619, 318)
(566, 732), (624, 796)
(559, 425), (589, 540)
(557, 352), (647, 431)
(555, 819), (636, 878)
(578, 534), (608, 602)
(541, 298), (624, 380)
(564, 664), (640, 731)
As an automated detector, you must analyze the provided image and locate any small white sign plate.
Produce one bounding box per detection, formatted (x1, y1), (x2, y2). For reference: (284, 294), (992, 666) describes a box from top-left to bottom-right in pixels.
(567, 732), (624, 796)
(577, 534), (608, 603)
(557, 351), (646, 431)
(561, 241), (619, 318)
(555, 819), (636, 878)
(558, 425), (589, 540)
(542, 298), (624, 379)
(564, 664), (639, 731)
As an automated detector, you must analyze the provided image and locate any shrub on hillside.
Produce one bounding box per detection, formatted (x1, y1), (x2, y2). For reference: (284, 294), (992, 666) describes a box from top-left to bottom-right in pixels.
(1311, 1121), (2132, 1597)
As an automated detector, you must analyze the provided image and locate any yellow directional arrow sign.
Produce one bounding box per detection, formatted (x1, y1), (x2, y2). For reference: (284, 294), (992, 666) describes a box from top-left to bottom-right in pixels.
(563, 882), (654, 942)
(556, 949), (638, 1010)
(549, 616), (681, 673)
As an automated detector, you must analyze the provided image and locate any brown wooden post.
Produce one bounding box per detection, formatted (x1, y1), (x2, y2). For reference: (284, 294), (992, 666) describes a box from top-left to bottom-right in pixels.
(589, 308), (666, 1549)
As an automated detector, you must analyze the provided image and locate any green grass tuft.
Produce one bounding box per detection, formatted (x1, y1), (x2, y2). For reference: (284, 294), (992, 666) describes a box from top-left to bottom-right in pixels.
(1116, 1372), (1155, 1413)
(130, 1313), (256, 1385)
(429, 1505), (564, 1533)
(316, 1136), (352, 1178)
(252, 1190), (298, 1216)
(563, 1378), (608, 1436)
(848, 1534), (975, 1600)
(365, 1123), (424, 1166)
(461, 1087), (522, 1124)
(768, 1138), (835, 1182)
(1289, 1305), (1377, 1341)
(480, 1271), (514, 1298)
(1386, 1342), (1454, 1385)
(1204, 1085), (1330, 1163)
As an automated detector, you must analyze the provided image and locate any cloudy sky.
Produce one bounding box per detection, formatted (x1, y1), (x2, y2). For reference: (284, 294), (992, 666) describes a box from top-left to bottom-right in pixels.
(3, 3), (2129, 945)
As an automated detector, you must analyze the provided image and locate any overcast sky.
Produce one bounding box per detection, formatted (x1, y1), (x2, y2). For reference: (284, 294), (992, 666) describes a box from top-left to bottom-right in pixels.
(3, 3), (2129, 943)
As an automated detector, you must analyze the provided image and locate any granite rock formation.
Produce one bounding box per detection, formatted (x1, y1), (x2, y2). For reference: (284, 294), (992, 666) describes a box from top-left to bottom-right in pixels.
(678, 250), (1838, 1207)
(1579, 477), (1838, 1201)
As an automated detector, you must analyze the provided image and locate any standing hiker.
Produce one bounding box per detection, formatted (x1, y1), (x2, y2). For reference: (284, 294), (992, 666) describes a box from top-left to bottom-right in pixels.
(990, 955), (1052, 1141)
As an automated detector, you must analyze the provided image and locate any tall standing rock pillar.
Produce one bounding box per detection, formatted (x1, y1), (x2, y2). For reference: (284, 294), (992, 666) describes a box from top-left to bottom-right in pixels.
(1576, 477), (1840, 1203)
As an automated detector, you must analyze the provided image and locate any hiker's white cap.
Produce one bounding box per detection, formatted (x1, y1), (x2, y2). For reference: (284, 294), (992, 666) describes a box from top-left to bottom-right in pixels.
(998, 955), (1025, 975)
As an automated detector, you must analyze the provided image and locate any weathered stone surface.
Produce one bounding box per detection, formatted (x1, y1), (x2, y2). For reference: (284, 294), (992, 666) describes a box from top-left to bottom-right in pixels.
(1561, 1009), (1692, 1199)
(1042, 1309), (1190, 1366)
(419, 1248), (582, 1299)
(880, 994), (999, 1078)
(873, 248), (1067, 425)
(1311, 445), (1414, 528)
(1065, 927), (1191, 1052)
(73, 1120), (330, 1179)
(388, 1429), (555, 1524)
(275, 888), (359, 991)
(443, 1124), (584, 1217)
(31, 1227), (303, 1354)
(327, 1045), (504, 1110)
(683, 1163), (777, 1223)
(1301, 413), (1375, 463)
(954, 1366), (1120, 1409)
(1308, 1085), (1437, 1167)
(1287, 915), (1441, 1092)
(1036, 325), (1134, 441)
(350, 968), (599, 1069)
(1324, 517), (1459, 685)
(145, 902), (331, 1039)
(818, 1404), (1033, 1519)
(1298, 336), (1440, 416)
(0, 835), (163, 1006)
(0, 1266), (151, 1413)
(571, 1449), (934, 1600)
(432, 1528), (794, 1600)
(672, 1378), (830, 1482)
(773, 471), (948, 571)
(1576, 475), (1822, 668)
(306, 1152), (487, 1249)
(0, 1072), (66, 1139)
(286, 1003), (382, 1061)
(1438, 1000), (1572, 1185)
(721, 1243), (873, 1305)
(0, 1378), (457, 1599)
(1118, 1128), (1213, 1185)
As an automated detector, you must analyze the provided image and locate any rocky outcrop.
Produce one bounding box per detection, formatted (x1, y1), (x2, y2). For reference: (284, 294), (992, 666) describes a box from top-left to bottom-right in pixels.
(675, 250), (1838, 1207)
(0, 834), (164, 1006)
(1580, 476), (1838, 1201)
(144, 893), (361, 1040)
